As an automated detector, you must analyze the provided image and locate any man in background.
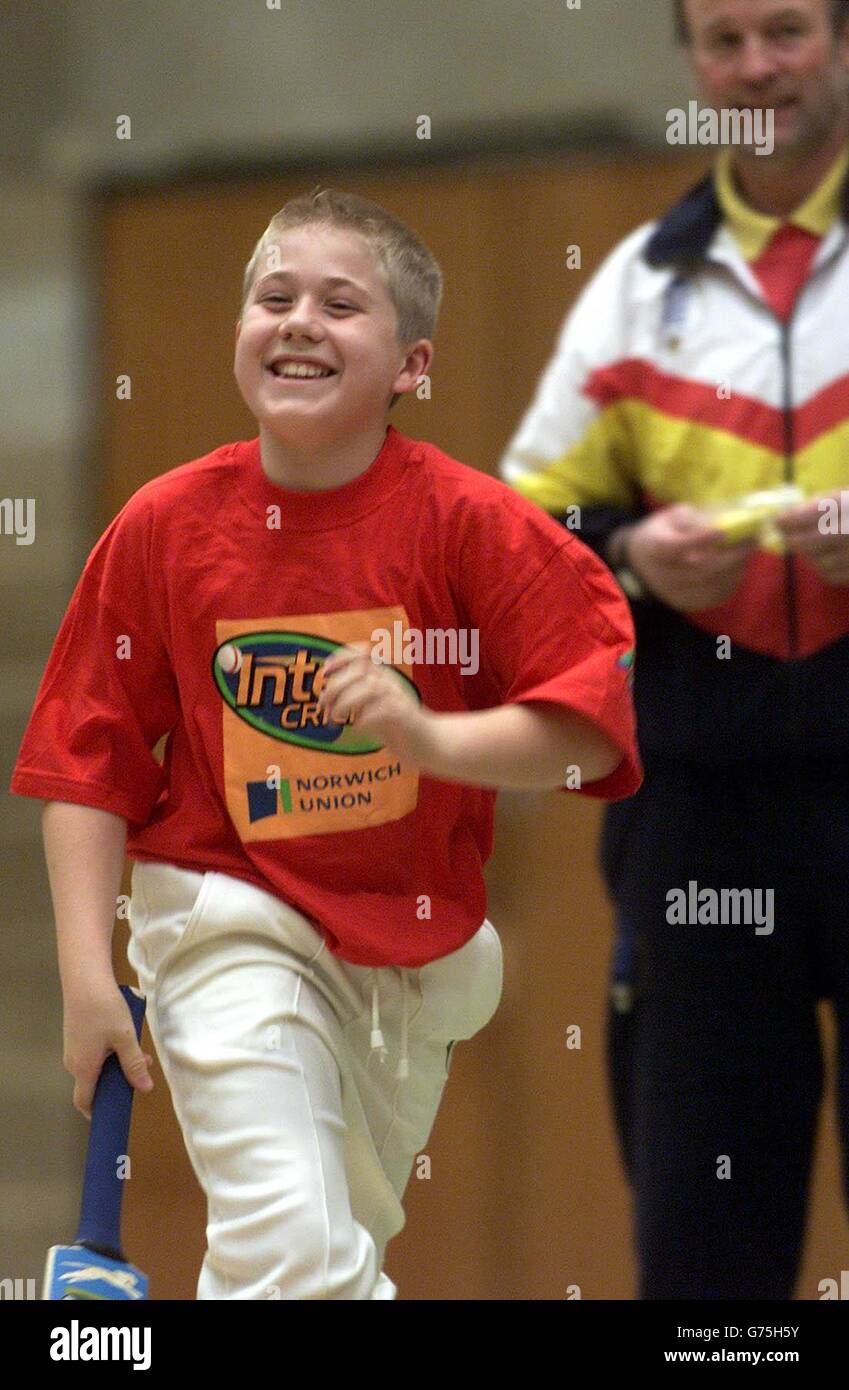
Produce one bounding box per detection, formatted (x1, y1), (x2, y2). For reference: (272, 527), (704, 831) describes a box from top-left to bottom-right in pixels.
(500, 0), (849, 1299)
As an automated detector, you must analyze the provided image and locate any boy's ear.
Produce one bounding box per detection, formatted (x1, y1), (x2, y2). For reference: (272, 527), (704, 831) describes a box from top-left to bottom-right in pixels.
(393, 338), (433, 397)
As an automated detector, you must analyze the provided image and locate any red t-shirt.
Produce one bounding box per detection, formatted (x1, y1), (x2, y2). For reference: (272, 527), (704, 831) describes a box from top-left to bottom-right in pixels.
(10, 425), (641, 965)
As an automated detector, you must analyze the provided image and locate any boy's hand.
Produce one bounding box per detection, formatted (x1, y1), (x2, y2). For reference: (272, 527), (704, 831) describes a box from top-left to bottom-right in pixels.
(63, 980), (154, 1119)
(318, 643), (436, 764)
(318, 647), (627, 791)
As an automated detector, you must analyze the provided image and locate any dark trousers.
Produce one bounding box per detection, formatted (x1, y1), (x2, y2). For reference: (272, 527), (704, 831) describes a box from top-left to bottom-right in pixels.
(602, 756), (849, 1299)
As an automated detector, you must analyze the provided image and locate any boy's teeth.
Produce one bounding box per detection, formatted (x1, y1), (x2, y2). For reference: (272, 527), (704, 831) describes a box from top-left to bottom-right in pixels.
(273, 362), (332, 378)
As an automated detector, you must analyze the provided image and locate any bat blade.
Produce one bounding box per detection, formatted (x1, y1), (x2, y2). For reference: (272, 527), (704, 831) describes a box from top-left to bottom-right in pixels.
(42, 1243), (148, 1301)
(44, 985), (149, 1300)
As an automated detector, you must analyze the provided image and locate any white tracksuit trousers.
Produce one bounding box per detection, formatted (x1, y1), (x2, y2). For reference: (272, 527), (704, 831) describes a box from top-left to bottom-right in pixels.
(126, 860), (503, 1300)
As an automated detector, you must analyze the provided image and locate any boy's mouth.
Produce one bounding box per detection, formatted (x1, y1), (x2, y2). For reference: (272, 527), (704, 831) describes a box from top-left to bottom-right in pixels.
(266, 357), (337, 381)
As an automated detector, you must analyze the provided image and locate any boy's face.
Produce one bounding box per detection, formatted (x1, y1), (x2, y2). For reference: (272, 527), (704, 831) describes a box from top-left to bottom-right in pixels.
(234, 225), (430, 448)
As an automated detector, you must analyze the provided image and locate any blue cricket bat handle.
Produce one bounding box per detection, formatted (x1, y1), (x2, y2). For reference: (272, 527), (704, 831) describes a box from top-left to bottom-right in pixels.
(74, 984), (146, 1259)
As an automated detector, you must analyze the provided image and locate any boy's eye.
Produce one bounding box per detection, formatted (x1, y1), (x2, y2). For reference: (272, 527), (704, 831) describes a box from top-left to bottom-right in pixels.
(261, 296), (356, 311)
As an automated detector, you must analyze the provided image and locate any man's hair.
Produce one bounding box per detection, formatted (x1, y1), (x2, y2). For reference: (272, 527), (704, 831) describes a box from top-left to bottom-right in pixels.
(240, 187), (443, 343)
(673, 0), (849, 44)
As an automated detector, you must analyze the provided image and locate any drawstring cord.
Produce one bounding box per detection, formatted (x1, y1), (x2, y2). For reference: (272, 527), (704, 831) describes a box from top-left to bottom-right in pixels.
(397, 974), (409, 1080)
(369, 970), (410, 1082)
(370, 973), (386, 1055)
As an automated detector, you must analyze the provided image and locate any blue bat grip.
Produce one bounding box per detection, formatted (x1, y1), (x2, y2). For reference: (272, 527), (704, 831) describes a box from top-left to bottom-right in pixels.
(74, 985), (147, 1258)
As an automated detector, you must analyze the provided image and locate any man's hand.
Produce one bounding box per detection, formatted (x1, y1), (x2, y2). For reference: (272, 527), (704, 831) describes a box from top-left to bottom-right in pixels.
(318, 642), (436, 763)
(625, 504), (758, 610)
(774, 492), (849, 585)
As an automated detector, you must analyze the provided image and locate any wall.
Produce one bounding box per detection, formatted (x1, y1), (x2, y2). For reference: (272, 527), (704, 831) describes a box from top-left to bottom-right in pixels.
(0, 181), (91, 1285)
(36, 1), (689, 181)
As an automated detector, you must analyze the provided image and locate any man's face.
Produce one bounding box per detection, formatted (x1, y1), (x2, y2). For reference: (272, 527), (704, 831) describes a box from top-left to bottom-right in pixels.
(234, 224), (424, 448)
(683, 0), (849, 155)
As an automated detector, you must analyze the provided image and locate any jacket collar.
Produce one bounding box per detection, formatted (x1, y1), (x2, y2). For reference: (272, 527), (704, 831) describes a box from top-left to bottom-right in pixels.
(645, 154), (849, 269)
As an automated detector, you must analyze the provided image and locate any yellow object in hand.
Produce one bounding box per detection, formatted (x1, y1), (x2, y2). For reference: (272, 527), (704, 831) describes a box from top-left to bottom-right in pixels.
(713, 507), (771, 544)
(709, 485), (805, 550)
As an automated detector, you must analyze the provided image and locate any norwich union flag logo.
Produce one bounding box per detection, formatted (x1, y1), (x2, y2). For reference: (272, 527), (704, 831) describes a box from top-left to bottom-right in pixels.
(617, 647), (635, 687)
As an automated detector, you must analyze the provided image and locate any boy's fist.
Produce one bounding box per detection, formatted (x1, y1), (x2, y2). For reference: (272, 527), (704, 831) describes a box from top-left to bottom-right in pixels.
(63, 981), (154, 1119)
(318, 642), (433, 763)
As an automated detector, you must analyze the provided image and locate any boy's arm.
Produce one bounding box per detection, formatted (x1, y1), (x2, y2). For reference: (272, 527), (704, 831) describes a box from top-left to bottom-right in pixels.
(43, 803), (127, 993)
(10, 494), (175, 1113)
(319, 646), (632, 793)
(43, 802), (154, 1117)
(408, 702), (621, 790)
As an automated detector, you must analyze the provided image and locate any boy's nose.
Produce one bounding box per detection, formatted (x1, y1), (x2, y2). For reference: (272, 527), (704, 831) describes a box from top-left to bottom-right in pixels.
(279, 303), (322, 338)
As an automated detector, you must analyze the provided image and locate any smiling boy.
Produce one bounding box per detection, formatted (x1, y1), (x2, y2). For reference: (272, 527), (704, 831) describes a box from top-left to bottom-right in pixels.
(11, 188), (641, 1299)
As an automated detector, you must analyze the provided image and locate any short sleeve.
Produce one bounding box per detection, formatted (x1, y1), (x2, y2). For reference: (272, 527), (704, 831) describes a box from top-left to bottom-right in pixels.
(9, 494), (180, 828)
(453, 487), (641, 801)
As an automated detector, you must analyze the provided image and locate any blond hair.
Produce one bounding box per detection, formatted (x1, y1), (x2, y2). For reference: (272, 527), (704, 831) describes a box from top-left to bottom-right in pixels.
(240, 187), (442, 346)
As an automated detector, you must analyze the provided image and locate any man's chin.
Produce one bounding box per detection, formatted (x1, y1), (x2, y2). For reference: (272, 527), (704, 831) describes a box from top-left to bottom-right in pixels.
(767, 103), (845, 156)
(735, 122), (813, 161)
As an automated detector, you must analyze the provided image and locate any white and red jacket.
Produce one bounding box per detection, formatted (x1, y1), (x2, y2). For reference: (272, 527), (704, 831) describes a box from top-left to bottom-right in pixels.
(500, 155), (849, 763)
